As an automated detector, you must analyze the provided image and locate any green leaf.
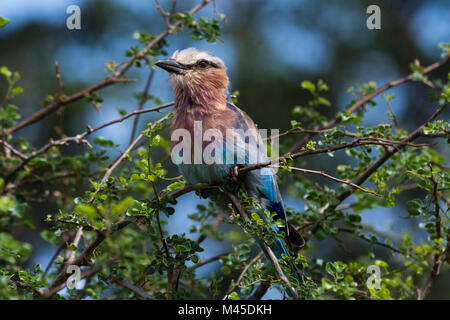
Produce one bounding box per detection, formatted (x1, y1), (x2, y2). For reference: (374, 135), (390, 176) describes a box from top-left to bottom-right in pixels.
(105, 61), (119, 72)
(74, 203), (98, 220)
(111, 197), (134, 216)
(0, 17), (9, 28)
(93, 136), (115, 148)
(318, 96), (331, 107)
(175, 244), (189, 253)
(0, 66), (12, 79)
(326, 262), (337, 274)
(275, 219), (286, 228)
(321, 277), (333, 290)
(0, 233), (33, 264)
(375, 259), (388, 269)
(251, 212), (261, 222)
(10, 86), (23, 98)
(290, 120), (301, 129)
(301, 80), (315, 93)
(228, 292), (240, 300)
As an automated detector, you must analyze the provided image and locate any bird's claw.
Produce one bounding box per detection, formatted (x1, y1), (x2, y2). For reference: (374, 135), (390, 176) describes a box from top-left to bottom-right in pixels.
(230, 165), (239, 183)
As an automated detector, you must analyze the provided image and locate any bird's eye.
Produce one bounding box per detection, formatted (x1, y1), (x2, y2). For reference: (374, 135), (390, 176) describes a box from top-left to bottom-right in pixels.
(198, 60), (208, 68)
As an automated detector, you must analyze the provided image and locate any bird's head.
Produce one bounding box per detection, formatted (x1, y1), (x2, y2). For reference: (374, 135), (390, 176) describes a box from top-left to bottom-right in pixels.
(155, 48), (229, 105)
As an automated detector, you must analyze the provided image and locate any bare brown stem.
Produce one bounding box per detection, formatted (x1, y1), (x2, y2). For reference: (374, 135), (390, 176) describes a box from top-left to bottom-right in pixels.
(112, 277), (156, 300)
(129, 69), (156, 144)
(222, 251), (263, 300)
(277, 166), (381, 197)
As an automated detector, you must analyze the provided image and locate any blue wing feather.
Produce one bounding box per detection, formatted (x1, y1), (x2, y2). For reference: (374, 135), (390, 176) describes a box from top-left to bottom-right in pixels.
(225, 102), (288, 222)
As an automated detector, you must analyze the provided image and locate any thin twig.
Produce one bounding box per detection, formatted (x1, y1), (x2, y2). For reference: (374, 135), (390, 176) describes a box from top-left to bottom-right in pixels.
(240, 136), (427, 176)
(5, 78), (135, 135)
(155, 0), (172, 30)
(95, 133), (145, 198)
(169, 0), (177, 23)
(8, 279), (43, 296)
(0, 139), (26, 159)
(417, 167), (445, 300)
(382, 94), (400, 129)
(278, 166), (380, 196)
(337, 103), (447, 203)
(191, 251), (232, 270)
(129, 69), (156, 144)
(42, 220), (131, 298)
(307, 103), (447, 237)
(66, 227), (84, 264)
(40, 185), (199, 299)
(112, 277), (157, 300)
(55, 62), (65, 102)
(170, 206), (224, 294)
(338, 227), (402, 253)
(91, 112), (171, 200)
(195, 212), (223, 244)
(42, 265), (103, 299)
(43, 243), (65, 277)
(226, 192), (298, 299)
(4, 103), (173, 184)
(150, 170), (173, 300)
(222, 251), (264, 300)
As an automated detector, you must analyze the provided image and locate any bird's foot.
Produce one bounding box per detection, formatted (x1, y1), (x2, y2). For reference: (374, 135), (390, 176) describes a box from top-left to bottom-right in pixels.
(230, 165), (240, 183)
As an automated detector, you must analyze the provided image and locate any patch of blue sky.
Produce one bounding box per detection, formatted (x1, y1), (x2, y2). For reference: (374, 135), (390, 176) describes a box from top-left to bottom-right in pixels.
(0, 0), (85, 31)
(336, 50), (408, 129)
(263, 22), (334, 73)
(165, 192), (231, 278)
(315, 1), (375, 48)
(409, 2), (450, 59)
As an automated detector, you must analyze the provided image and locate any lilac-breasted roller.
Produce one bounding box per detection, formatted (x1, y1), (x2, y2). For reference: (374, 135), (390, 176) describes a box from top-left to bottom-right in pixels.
(155, 48), (304, 291)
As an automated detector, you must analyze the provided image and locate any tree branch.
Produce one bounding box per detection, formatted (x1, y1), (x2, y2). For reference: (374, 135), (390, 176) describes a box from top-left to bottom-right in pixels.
(3, 102), (173, 184)
(307, 102), (447, 237)
(3, 0), (210, 136)
(287, 56), (450, 153)
(338, 227), (402, 254)
(129, 69), (156, 144)
(222, 251), (264, 300)
(240, 136), (429, 176)
(91, 112), (172, 200)
(225, 192), (298, 299)
(417, 167), (446, 300)
(155, 0), (172, 30)
(5, 77), (135, 135)
(42, 265), (103, 299)
(112, 277), (157, 300)
(337, 103), (447, 203)
(40, 184), (200, 299)
(192, 251), (232, 270)
(277, 165), (381, 197)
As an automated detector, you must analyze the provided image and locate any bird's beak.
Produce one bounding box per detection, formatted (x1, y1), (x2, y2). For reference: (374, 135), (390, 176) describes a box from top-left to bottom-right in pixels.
(155, 59), (186, 74)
